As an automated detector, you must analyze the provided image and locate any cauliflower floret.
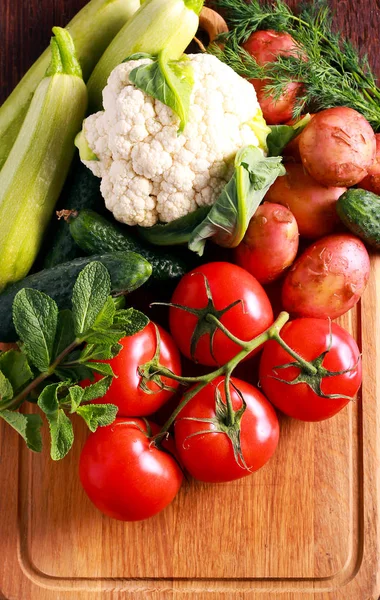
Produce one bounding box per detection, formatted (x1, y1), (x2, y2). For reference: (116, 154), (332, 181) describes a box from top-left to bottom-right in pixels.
(81, 53), (265, 227)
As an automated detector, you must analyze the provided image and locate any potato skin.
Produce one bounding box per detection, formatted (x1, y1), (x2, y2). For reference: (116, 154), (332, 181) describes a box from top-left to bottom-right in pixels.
(299, 107), (376, 187)
(282, 233), (370, 319)
(253, 79), (301, 125)
(243, 30), (303, 64)
(243, 30), (306, 125)
(234, 203), (299, 284)
(283, 114), (315, 162)
(357, 133), (380, 195)
(265, 163), (345, 238)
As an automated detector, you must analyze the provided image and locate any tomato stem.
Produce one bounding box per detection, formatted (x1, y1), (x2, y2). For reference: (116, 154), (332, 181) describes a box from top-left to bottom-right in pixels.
(205, 314), (251, 349)
(158, 311), (291, 434)
(224, 371), (235, 425)
(271, 333), (318, 376)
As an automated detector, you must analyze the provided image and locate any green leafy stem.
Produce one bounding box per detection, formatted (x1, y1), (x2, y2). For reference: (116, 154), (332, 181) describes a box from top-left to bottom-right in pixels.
(0, 262), (149, 460)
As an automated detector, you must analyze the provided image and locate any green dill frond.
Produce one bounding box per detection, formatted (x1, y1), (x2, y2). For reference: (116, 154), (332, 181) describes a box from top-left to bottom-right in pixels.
(212, 0), (380, 131)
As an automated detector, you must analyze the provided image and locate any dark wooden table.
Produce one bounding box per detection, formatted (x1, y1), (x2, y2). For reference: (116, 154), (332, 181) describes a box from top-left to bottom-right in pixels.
(1, 0), (380, 104)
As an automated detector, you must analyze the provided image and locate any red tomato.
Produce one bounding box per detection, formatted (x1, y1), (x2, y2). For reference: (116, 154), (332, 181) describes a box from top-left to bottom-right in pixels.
(169, 262), (273, 366)
(174, 376), (279, 483)
(259, 318), (362, 421)
(79, 418), (183, 521)
(234, 203), (299, 283)
(82, 322), (181, 417)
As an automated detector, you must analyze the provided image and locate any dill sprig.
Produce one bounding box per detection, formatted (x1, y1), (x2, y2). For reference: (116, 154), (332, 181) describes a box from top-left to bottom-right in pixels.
(211, 0), (380, 130)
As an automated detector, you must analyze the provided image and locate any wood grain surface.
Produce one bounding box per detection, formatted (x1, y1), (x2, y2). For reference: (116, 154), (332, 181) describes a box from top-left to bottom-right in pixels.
(1, 1), (380, 599)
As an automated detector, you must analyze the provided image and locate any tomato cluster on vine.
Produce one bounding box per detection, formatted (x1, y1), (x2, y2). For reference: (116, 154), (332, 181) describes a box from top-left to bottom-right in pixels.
(79, 262), (362, 522)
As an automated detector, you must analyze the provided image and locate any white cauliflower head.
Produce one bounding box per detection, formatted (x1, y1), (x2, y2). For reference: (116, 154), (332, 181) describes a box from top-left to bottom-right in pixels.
(82, 53), (266, 227)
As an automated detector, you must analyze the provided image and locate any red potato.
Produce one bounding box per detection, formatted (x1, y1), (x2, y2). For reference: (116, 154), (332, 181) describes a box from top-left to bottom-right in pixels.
(243, 30), (304, 64)
(282, 233), (370, 319)
(299, 107), (376, 187)
(243, 30), (306, 125)
(253, 79), (301, 125)
(357, 133), (380, 194)
(234, 203), (299, 283)
(283, 114), (315, 162)
(265, 163), (345, 238)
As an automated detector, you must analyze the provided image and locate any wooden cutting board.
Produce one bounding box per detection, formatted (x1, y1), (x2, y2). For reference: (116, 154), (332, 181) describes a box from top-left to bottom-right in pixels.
(1, 1), (380, 599)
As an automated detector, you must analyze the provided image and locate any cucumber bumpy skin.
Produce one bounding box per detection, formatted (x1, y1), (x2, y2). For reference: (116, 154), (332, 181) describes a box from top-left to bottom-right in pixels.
(336, 188), (380, 249)
(43, 163), (106, 269)
(64, 209), (188, 282)
(0, 252), (152, 342)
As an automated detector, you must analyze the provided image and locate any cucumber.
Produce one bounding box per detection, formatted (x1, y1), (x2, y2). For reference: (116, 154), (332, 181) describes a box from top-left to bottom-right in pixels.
(43, 162), (105, 268)
(336, 188), (380, 249)
(60, 209), (188, 282)
(0, 252), (152, 342)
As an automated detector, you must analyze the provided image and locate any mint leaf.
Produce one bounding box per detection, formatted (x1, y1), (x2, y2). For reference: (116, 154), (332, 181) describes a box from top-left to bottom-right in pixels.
(55, 364), (95, 383)
(72, 262), (111, 336)
(0, 371), (13, 402)
(13, 289), (58, 372)
(112, 296), (126, 311)
(80, 343), (123, 361)
(76, 404), (118, 432)
(82, 376), (113, 402)
(37, 382), (60, 414)
(46, 409), (74, 461)
(67, 386), (84, 412)
(0, 350), (33, 393)
(128, 53), (194, 133)
(113, 308), (149, 336)
(0, 411), (43, 452)
(85, 362), (115, 377)
(92, 296), (115, 331)
(53, 310), (75, 359)
(85, 329), (125, 345)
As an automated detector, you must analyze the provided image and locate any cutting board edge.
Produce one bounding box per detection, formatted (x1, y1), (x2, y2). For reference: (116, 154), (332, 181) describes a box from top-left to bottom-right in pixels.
(1, 256), (380, 600)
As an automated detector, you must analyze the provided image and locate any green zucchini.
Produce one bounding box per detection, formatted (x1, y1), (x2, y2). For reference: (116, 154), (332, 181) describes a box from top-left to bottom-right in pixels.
(0, 252), (152, 342)
(59, 209), (188, 282)
(0, 28), (87, 291)
(0, 0), (140, 171)
(336, 188), (380, 249)
(43, 162), (105, 268)
(87, 0), (203, 111)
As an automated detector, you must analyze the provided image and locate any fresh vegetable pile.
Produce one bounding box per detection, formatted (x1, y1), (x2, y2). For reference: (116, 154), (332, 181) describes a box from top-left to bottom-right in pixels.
(0, 0), (379, 523)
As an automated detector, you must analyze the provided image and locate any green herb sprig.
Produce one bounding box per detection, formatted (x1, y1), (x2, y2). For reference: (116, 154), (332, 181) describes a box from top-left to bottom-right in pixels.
(0, 262), (149, 460)
(211, 0), (380, 130)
